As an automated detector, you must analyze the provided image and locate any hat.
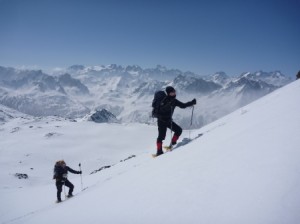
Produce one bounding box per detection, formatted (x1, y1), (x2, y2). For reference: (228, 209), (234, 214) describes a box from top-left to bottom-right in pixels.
(166, 86), (176, 95)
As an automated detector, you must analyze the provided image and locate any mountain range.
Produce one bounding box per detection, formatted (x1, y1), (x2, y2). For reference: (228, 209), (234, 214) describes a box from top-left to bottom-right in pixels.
(0, 65), (292, 128)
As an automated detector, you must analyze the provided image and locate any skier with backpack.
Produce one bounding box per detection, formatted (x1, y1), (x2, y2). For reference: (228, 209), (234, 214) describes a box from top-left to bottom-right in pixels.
(53, 160), (82, 203)
(152, 86), (196, 157)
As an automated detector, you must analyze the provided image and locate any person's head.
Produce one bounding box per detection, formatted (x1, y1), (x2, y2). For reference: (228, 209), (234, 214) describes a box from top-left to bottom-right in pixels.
(56, 160), (66, 167)
(297, 71), (300, 79)
(166, 86), (176, 98)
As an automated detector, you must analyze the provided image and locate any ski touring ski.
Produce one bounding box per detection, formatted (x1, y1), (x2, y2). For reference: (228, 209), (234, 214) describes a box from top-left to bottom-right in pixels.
(152, 133), (203, 158)
(55, 187), (88, 204)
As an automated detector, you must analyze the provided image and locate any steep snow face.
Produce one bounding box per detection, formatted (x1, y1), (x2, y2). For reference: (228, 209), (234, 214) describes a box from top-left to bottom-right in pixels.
(0, 80), (299, 224)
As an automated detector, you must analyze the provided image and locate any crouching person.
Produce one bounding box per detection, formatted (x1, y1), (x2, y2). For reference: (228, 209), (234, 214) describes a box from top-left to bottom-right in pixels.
(53, 160), (82, 203)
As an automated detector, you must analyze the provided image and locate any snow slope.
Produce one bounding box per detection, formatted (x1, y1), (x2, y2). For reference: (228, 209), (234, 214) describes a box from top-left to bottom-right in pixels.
(1, 80), (300, 224)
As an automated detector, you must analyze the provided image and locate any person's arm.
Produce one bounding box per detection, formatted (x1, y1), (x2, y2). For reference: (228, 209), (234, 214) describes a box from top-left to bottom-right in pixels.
(175, 98), (196, 108)
(67, 166), (81, 174)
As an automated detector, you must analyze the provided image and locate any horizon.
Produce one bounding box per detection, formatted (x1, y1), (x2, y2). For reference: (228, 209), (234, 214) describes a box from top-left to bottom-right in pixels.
(0, 0), (299, 77)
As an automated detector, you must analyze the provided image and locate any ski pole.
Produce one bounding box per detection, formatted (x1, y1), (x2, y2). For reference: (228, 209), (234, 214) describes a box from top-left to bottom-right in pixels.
(190, 106), (194, 126)
(169, 106), (173, 148)
(63, 182), (66, 199)
(79, 163), (83, 191)
(189, 106), (194, 140)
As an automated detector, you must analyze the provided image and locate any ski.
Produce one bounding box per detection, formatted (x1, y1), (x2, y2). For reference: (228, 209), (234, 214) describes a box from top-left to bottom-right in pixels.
(151, 148), (173, 158)
(152, 133), (204, 157)
(152, 153), (166, 158)
(55, 195), (73, 203)
(163, 146), (173, 151)
(165, 133), (203, 151)
(55, 187), (88, 203)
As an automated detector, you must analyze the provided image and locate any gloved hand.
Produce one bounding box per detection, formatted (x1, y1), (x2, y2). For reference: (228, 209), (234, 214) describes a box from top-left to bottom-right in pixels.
(79, 171), (82, 174)
(191, 98), (196, 105)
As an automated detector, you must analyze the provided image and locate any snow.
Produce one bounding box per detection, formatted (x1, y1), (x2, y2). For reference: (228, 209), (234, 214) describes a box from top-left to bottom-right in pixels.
(1, 80), (300, 224)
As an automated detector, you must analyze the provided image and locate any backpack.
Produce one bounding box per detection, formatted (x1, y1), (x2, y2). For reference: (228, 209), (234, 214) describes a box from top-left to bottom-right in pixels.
(53, 165), (59, 179)
(151, 90), (167, 118)
(53, 161), (65, 179)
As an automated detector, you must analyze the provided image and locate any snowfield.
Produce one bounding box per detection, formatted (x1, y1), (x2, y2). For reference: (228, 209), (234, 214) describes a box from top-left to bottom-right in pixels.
(0, 80), (300, 224)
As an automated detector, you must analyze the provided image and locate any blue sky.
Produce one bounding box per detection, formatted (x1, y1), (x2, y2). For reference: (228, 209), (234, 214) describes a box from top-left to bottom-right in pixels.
(0, 0), (299, 76)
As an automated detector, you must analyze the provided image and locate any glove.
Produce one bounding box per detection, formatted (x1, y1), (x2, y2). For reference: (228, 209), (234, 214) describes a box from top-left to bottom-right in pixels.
(191, 98), (196, 105)
(79, 171), (82, 174)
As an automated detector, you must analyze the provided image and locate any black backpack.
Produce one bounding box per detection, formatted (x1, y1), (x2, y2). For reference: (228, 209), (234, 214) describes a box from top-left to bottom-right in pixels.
(151, 90), (167, 118)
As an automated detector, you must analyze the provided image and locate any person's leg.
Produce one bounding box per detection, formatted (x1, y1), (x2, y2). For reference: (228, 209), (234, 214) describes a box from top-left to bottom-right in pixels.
(169, 121), (182, 145)
(156, 120), (168, 155)
(64, 179), (74, 196)
(56, 181), (63, 201)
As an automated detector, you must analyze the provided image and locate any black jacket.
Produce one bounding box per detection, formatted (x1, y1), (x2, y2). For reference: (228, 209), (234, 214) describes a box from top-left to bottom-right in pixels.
(158, 96), (194, 122)
(53, 165), (80, 181)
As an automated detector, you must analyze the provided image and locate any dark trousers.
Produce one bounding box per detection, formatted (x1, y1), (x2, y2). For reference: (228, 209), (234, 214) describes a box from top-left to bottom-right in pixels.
(157, 119), (182, 150)
(56, 179), (74, 200)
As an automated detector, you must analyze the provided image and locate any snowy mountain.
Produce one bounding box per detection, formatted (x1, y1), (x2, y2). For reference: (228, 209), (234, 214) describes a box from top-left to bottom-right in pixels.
(0, 65), (292, 128)
(172, 74), (222, 94)
(0, 66), (90, 117)
(67, 64), (183, 81)
(0, 79), (299, 224)
(64, 65), (292, 128)
(222, 76), (277, 101)
(57, 73), (90, 95)
(0, 103), (32, 124)
(240, 71), (291, 87)
(205, 71), (232, 86)
(83, 109), (119, 123)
